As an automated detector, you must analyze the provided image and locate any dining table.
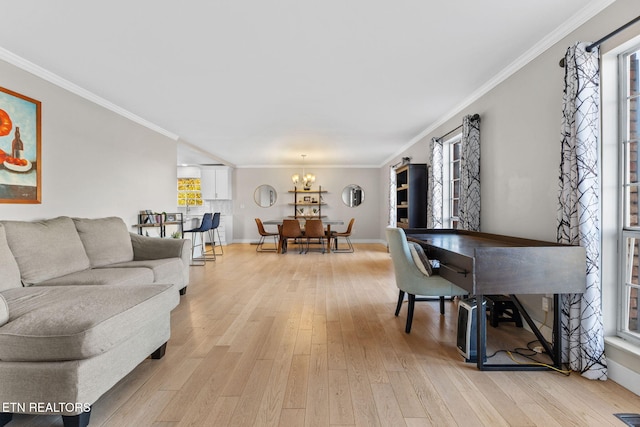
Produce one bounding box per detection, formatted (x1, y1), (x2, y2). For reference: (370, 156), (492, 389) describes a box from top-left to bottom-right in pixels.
(263, 218), (344, 253)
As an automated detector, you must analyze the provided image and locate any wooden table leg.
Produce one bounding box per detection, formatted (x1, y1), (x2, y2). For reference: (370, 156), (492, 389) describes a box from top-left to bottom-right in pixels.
(277, 225), (283, 254)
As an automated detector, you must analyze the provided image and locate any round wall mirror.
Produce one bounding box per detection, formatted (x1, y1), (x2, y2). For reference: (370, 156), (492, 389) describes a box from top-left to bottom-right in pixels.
(254, 185), (277, 207)
(342, 184), (364, 207)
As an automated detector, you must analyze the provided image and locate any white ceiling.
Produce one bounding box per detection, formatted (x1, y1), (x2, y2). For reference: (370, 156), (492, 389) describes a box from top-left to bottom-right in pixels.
(0, 0), (613, 167)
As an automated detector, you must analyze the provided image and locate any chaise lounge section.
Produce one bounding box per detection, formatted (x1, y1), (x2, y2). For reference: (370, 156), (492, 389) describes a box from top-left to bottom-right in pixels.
(0, 216), (190, 426)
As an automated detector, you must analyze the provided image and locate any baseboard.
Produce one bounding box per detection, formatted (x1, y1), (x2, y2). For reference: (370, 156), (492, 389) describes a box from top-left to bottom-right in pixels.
(608, 358), (640, 396)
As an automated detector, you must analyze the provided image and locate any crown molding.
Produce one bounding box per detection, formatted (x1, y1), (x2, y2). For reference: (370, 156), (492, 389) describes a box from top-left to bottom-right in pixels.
(381, 0), (617, 167)
(0, 47), (179, 141)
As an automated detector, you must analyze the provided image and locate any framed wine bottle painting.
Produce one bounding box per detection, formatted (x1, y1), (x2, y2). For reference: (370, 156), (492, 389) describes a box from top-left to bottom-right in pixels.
(0, 86), (41, 203)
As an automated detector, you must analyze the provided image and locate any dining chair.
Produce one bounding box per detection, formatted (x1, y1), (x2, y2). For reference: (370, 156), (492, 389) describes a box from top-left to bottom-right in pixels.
(303, 219), (326, 254)
(183, 213), (215, 265)
(280, 219), (304, 254)
(386, 227), (467, 333)
(209, 212), (224, 256)
(254, 218), (279, 252)
(330, 218), (355, 253)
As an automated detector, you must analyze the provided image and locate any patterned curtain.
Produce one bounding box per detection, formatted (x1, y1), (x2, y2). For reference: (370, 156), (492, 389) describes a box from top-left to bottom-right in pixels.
(557, 42), (606, 380)
(459, 114), (481, 231)
(428, 137), (444, 228)
(389, 166), (396, 226)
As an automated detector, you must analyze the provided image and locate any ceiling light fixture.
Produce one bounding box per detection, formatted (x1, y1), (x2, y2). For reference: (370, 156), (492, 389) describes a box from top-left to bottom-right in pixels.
(291, 154), (315, 190)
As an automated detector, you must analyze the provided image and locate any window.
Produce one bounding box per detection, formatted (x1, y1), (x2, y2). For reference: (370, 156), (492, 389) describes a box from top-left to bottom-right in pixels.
(442, 133), (462, 229)
(619, 46), (640, 342)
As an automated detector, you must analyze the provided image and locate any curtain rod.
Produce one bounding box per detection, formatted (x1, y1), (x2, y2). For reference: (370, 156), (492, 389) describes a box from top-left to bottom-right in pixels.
(559, 15), (640, 67)
(435, 114), (480, 141)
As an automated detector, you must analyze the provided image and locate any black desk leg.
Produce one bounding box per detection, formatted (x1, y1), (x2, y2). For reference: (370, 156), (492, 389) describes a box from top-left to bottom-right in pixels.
(476, 294), (562, 371)
(477, 293), (487, 370)
(553, 294), (562, 368)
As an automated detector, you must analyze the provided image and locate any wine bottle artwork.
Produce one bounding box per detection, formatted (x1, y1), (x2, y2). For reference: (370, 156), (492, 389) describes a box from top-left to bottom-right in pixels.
(0, 86), (42, 203)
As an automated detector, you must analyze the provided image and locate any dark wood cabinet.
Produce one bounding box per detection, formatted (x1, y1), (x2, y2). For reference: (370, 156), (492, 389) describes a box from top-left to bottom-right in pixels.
(396, 164), (427, 228)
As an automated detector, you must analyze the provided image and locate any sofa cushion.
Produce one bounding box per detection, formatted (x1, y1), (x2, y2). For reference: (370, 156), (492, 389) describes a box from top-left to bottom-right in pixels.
(1, 217), (90, 285)
(0, 224), (22, 291)
(103, 258), (185, 289)
(0, 294), (8, 327)
(34, 267), (154, 287)
(73, 217), (134, 268)
(0, 284), (178, 362)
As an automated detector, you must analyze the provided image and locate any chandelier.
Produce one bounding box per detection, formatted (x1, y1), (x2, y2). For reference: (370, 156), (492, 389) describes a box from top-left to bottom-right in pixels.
(291, 154), (315, 190)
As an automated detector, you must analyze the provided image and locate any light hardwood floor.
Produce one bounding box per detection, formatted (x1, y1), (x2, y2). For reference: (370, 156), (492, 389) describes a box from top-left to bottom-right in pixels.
(10, 243), (640, 426)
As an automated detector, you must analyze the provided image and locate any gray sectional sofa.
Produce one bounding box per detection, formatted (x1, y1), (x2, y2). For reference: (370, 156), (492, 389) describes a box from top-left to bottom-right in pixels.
(0, 216), (191, 427)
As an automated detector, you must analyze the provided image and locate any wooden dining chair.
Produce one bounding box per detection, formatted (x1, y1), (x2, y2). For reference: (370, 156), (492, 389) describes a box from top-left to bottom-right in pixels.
(280, 219), (304, 254)
(303, 219), (326, 254)
(254, 218), (278, 252)
(331, 218), (355, 253)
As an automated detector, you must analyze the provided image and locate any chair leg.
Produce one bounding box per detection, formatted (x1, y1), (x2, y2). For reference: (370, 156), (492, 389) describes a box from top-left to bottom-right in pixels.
(188, 232), (205, 266)
(194, 231), (216, 263)
(306, 237), (325, 254)
(395, 290), (405, 316)
(405, 294), (416, 333)
(206, 229), (217, 261)
(257, 235), (278, 252)
(513, 309), (524, 328)
(439, 296), (445, 315)
(332, 236), (354, 253)
(213, 228), (224, 255)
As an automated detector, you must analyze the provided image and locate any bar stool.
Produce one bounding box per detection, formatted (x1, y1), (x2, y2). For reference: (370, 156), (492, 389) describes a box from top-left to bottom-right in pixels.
(209, 212), (224, 256)
(485, 295), (523, 328)
(183, 213), (215, 265)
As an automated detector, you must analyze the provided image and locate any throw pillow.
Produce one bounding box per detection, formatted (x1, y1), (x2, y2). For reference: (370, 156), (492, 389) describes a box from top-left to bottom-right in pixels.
(0, 293), (8, 327)
(408, 242), (433, 276)
(0, 224), (23, 291)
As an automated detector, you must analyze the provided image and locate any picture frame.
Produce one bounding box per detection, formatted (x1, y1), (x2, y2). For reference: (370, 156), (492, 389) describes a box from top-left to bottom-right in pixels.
(145, 210), (156, 224)
(165, 213), (177, 222)
(0, 87), (41, 203)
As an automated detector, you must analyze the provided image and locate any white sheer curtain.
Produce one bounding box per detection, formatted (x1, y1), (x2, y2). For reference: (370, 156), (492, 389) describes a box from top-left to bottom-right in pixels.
(557, 42), (606, 380)
(428, 137), (443, 228)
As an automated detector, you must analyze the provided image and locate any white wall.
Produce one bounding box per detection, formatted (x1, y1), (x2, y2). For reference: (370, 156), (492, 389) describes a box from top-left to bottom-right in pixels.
(378, 0), (640, 391)
(0, 59), (178, 226)
(232, 166), (381, 243)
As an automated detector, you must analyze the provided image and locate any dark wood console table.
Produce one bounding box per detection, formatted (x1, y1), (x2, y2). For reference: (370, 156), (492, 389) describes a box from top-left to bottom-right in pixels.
(404, 228), (586, 371)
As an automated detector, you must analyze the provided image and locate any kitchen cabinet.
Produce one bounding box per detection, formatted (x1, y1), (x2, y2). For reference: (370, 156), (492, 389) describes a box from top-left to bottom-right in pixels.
(201, 167), (231, 200)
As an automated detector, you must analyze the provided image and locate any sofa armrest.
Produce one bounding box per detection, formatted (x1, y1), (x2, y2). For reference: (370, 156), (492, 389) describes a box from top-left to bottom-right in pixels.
(129, 233), (191, 266)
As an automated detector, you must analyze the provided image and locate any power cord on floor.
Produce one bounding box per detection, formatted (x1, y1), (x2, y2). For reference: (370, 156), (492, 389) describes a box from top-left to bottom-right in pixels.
(486, 339), (572, 376)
